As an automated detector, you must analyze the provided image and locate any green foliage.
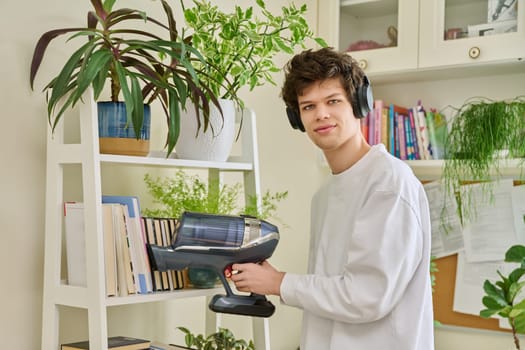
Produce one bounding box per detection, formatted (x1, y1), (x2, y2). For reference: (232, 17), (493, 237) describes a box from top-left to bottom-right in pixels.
(143, 171), (240, 218)
(179, 0), (327, 109)
(30, 0), (220, 155)
(480, 245), (525, 349)
(243, 190), (289, 220)
(178, 327), (254, 350)
(430, 256), (442, 327)
(430, 256), (438, 293)
(442, 97), (525, 222)
(143, 171), (288, 221)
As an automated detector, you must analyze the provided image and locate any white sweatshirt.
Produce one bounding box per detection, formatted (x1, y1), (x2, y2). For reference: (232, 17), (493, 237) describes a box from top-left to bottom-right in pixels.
(280, 144), (434, 349)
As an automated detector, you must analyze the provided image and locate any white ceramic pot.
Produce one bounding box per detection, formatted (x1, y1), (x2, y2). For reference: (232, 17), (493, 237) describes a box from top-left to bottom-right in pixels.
(176, 99), (236, 162)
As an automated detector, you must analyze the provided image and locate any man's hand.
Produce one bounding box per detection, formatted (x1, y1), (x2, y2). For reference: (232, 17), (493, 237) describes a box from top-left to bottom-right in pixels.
(225, 260), (285, 296)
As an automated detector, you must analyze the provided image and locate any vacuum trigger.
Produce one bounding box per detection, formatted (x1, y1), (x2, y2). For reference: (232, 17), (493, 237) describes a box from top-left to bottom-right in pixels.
(224, 265), (233, 278)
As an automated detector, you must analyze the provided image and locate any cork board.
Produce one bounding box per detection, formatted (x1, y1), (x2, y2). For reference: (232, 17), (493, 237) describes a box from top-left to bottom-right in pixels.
(433, 254), (510, 332)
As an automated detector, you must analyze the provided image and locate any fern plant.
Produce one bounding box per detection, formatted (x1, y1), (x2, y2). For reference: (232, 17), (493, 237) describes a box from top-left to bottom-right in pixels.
(178, 327), (254, 350)
(143, 171), (288, 221)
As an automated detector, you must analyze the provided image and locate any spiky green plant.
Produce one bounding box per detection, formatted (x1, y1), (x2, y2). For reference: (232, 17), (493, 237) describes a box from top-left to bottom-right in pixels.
(29, 0), (220, 155)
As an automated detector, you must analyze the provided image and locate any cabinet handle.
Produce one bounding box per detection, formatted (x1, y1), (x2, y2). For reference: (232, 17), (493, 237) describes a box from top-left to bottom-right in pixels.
(468, 47), (480, 59)
(358, 59), (368, 70)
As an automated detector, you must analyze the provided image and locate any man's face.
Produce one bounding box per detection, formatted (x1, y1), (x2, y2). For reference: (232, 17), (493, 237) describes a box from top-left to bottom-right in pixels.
(297, 77), (361, 152)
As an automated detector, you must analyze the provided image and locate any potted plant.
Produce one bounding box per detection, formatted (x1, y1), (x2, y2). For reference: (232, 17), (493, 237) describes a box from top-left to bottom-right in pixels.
(177, 326), (254, 350)
(30, 0), (220, 156)
(442, 97), (525, 221)
(143, 170), (288, 288)
(174, 0), (327, 161)
(480, 244), (525, 350)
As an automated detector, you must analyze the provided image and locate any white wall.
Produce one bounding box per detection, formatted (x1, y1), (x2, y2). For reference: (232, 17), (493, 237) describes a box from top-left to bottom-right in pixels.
(2, 0), (525, 348)
(0, 0), (320, 349)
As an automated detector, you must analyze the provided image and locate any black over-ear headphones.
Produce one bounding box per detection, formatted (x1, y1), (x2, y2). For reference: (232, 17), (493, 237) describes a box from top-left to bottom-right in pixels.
(286, 75), (374, 132)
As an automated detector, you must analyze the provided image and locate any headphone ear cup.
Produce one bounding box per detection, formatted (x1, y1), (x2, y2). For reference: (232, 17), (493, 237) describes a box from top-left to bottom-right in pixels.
(353, 76), (374, 119)
(286, 107), (305, 132)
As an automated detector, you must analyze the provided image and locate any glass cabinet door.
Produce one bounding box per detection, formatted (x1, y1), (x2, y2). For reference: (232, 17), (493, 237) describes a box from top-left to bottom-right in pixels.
(419, 0), (524, 68)
(318, 0), (419, 75)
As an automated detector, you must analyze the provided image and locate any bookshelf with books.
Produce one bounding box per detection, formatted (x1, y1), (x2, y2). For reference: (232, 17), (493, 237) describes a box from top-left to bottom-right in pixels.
(41, 89), (270, 350)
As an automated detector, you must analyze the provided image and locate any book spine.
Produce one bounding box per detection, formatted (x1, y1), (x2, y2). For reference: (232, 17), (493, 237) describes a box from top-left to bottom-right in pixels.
(381, 107), (389, 148)
(397, 113), (406, 160)
(408, 108), (420, 160)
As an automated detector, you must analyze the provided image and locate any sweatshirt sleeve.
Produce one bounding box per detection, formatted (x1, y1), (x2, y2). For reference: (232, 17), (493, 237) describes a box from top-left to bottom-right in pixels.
(280, 189), (424, 324)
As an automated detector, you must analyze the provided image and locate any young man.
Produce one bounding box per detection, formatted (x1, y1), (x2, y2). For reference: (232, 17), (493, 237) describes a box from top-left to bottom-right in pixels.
(228, 47), (434, 349)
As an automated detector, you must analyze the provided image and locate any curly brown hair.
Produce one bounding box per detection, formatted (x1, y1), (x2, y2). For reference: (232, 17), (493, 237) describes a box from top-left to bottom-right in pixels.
(281, 47), (367, 116)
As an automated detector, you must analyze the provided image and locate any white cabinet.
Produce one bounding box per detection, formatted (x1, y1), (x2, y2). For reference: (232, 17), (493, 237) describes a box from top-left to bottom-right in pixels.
(419, 0), (525, 68)
(40, 90), (270, 350)
(318, 0), (525, 78)
(318, 0), (419, 73)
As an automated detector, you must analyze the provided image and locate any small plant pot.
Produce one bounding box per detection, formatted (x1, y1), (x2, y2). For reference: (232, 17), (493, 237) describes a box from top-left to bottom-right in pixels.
(98, 102), (151, 156)
(176, 99), (236, 162)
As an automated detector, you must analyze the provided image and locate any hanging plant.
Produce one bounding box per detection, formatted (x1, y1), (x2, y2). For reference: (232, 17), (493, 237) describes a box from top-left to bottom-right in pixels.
(442, 96), (525, 221)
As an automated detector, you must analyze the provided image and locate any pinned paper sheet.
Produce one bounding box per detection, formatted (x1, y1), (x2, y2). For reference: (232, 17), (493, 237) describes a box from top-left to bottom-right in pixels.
(423, 180), (464, 258)
(461, 179), (520, 263)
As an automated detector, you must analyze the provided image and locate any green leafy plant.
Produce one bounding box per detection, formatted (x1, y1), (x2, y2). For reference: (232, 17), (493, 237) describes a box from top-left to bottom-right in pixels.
(430, 256), (441, 327)
(143, 171), (241, 218)
(178, 326), (254, 350)
(143, 171), (288, 221)
(442, 97), (525, 221)
(29, 0), (220, 155)
(179, 0), (327, 109)
(480, 244), (525, 349)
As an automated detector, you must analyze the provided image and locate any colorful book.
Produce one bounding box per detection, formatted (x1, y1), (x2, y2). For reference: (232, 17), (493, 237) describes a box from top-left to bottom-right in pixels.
(414, 103), (432, 160)
(389, 104), (410, 158)
(397, 113), (407, 160)
(407, 108), (419, 160)
(426, 109), (448, 159)
(380, 107), (389, 148)
(404, 113), (415, 160)
(373, 100), (383, 145)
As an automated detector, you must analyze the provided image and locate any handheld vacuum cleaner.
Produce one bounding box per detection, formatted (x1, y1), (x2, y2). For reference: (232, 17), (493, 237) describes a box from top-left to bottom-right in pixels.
(147, 211), (279, 317)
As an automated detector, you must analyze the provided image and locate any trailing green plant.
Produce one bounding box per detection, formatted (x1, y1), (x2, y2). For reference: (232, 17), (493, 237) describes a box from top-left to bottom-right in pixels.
(29, 0), (220, 155)
(177, 326), (254, 350)
(179, 0), (327, 110)
(480, 243), (525, 350)
(143, 171), (288, 221)
(442, 97), (525, 221)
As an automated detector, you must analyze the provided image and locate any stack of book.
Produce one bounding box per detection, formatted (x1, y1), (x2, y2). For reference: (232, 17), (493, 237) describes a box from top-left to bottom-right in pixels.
(64, 196), (188, 298)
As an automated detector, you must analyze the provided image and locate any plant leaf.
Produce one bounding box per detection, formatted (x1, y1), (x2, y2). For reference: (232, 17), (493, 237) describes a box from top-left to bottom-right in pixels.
(506, 245), (525, 263)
